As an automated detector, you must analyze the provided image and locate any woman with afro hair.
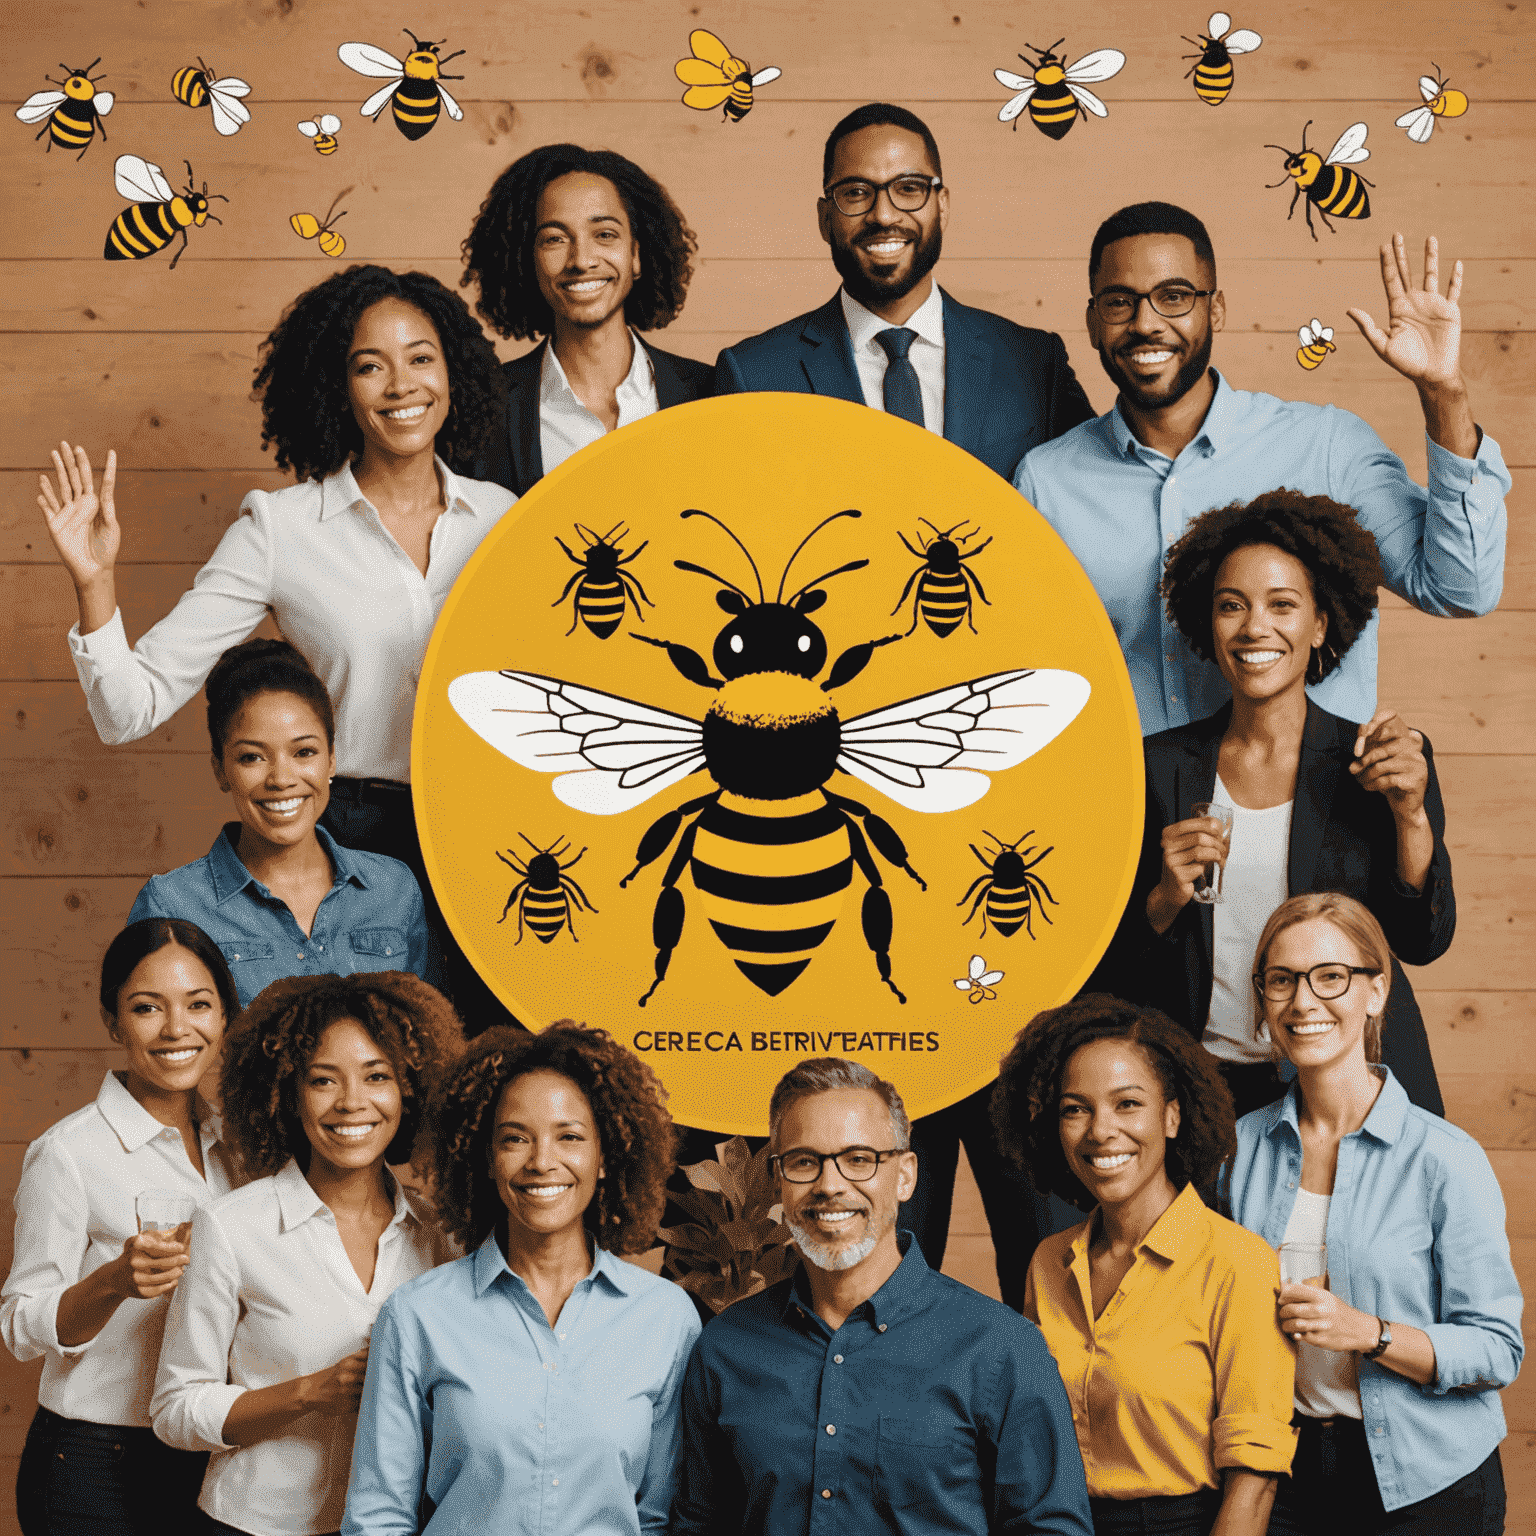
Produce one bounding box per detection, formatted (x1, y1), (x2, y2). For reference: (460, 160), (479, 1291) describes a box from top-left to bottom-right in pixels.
(1093, 489), (1451, 1117)
(341, 1023), (701, 1536)
(461, 143), (712, 497)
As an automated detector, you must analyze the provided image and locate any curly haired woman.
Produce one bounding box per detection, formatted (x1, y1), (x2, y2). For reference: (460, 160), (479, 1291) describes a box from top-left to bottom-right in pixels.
(461, 144), (712, 496)
(151, 973), (463, 1536)
(992, 995), (1295, 1536)
(341, 1023), (701, 1536)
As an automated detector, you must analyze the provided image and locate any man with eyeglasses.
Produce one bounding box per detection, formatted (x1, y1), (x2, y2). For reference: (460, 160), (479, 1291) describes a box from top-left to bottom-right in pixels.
(1014, 201), (1510, 740)
(672, 1057), (1092, 1536)
(714, 102), (1094, 478)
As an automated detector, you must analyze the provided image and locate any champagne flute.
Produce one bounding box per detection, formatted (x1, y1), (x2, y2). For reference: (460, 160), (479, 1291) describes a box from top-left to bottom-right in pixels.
(1190, 800), (1234, 904)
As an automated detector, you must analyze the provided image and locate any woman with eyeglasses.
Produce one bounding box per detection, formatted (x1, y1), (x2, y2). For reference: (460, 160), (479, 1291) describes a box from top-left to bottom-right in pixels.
(1226, 892), (1520, 1535)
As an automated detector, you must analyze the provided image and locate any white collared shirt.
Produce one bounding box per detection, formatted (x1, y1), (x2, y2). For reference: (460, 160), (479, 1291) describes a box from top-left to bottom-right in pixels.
(539, 329), (660, 476)
(0, 1071), (237, 1427)
(152, 1158), (438, 1536)
(840, 282), (946, 437)
(66, 458), (516, 781)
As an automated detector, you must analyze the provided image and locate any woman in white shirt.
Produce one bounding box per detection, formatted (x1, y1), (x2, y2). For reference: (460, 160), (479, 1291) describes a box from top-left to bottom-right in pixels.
(151, 972), (463, 1536)
(4, 918), (241, 1536)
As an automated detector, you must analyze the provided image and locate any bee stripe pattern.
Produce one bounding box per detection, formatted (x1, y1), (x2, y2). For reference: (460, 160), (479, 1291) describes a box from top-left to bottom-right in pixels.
(1030, 84), (1078, 137)
(522, 891), (570, 943)
(918, 572), (971, 637)
(1314, 167), (1370, 219)
(392, 79), (441, 138)
(576, 579), (628, 638)
(725, 80), (753, 119)
(105, 201), (181, 260)
(985, 885), (1033, 938)
(172, 67), (208, 108)
(48, 103), (98, 150)
(1193, 60), (1233, 104)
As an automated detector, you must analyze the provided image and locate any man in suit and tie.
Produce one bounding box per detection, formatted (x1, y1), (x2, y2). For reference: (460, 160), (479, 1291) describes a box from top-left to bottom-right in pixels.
(714, 102), (1094, 480)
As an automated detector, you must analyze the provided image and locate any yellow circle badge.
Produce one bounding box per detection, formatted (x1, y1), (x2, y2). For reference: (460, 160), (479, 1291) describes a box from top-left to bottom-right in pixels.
(415, 395), (1142, 1133)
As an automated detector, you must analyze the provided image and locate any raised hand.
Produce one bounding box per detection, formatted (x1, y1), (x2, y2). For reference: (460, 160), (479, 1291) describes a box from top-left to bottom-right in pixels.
(38, 441), (120, 589)
(1346, 234), (1463, 390)
(1350, 708), (1428, 823)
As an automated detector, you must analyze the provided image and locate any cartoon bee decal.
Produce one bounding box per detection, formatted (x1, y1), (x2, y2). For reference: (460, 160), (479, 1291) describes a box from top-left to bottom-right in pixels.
(891, 520), (992, 639)
(995, 40), (1126, 139)
(339, 30), (464, 140)
(674, 29), (781, 122)
(495, 835), (598, 944)
(290, 192), (348, 258)
(554, 522), (654, 639)
(1181, 12), (1262, 105)
(171, 58), (251, 136)
(1396, 67), (1469, 144)
(1265, 121), (1372, 241)
(298, 113), (342, 154)
(450, 509), (1091, 1007)
(1296, 318), (1337, 371)
(955, 954), (1005, 1004)
(17, 59), (113, 160)
(103, 155), (226, 269)
(958, 831), (1057, 939)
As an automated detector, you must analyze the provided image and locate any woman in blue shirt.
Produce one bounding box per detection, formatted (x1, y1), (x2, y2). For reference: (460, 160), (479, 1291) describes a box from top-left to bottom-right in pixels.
(129, 639), (436, 1005)
(342, 1022), (701, 1536)
(1226, 891), (1520, 1535)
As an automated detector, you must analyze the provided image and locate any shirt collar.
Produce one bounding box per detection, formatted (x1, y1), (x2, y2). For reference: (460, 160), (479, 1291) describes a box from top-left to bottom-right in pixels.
(207, 822), (367, 904)
(317, 456), (480, 522)
(538, 331), (656, 409)
(274, 1157), (417, 1235)
(1264, 1066), (1406, 1146)
(1108, 366), (1234, 461)
(95, 1070), (222, 1155)
(778, 1227), (931, 1329)
(840, 282), (945, 357)
(470, 1227), (636, 1299)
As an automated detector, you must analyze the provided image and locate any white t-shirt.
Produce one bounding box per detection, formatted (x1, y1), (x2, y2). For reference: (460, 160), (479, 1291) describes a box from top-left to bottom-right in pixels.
(1281, 1187), (1362, 1419)
(1205, 774), (1292, 1064)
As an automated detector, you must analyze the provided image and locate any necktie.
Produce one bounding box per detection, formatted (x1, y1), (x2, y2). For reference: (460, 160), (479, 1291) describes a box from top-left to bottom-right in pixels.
(874, 327), (924, 428)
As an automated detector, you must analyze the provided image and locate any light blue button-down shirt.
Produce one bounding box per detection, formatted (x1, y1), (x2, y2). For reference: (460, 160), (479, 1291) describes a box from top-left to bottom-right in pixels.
(1014, 372), (1510, 734)
(342, 1230), (702, 1536)
(1223, 1069), (1523, 1511)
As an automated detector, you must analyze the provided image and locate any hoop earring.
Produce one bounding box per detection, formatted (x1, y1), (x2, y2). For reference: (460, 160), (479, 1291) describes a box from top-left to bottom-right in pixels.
(1306, 646), (1324, 685)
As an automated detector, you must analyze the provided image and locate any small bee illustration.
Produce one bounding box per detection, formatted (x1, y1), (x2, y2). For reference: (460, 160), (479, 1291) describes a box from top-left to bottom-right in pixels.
(995, 40), (1126, 139)
(675, 29), (781, 122)
(1265, 121), (1372, 241)
(339, 31), (464, 140)
(1181, 12), (1262, 105)
(17, 59), (113, 160)
(103, 155), (226, 269)
(1296, 319), (1337, 371)
(290, 192), (349, 258)
(955, 954), (1005, 1004)
(553, 522), (654, 639)
(958, 831), (1057, 939)
(171, 58), (251, 136)
(1396, 67), (1469, 144)
(298, 114), (343, 154)
(890, 520), (992, 639)
(495, 835), (598, 945)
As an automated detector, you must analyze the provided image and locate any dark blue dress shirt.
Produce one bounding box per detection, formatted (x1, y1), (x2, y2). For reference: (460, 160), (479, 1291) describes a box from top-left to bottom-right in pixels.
(673, 1232), (1091, 1535)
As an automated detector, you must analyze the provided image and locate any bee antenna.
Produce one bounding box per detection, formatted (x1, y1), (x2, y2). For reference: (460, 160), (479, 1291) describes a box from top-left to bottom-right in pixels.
(1263, 172), (1292, 188)
(403, 27), (424, 48)
(680, 509), (764, 603)
(1299, 119), (1312, 150)
(674, 559), (753, 604)
(323, 191), (348, 224)
(776, 508), (861, 602)
(599, 520), (626, 542)
(438, 48), (467, 65)
(786, 559), (869, 607)
(917, 517), (942, 538)
(205, 212), (224, 225)
(518, 831), (546, 854)
(84, 57), (101, 72)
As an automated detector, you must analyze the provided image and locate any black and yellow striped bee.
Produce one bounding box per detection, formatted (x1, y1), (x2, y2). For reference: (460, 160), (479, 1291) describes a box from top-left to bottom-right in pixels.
(339, 31), (464, 140)
(890, 520), (992, 639)
(495, 835), (597, 945)
(553, 522), (654, 639)
(995, 40), (1125, 139)
(1396, 67), (1470, 144)
(171, 58), (250, 136)
(674, 29), (781, 122)
(1266, 121), (1373, 241)
(958, 831), (1057, 939)
(16, 59), (113, 160)
(450, 509), (1089, 1007)
(103, 155), (226, 269)
(298, 114), (342, 154)
(1181, 12), (1262, 105)
(1296, 318), (1336, 371)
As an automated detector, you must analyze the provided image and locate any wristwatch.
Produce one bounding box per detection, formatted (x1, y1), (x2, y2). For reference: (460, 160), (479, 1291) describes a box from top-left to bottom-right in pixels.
(1363, 1318), (1393, 1360)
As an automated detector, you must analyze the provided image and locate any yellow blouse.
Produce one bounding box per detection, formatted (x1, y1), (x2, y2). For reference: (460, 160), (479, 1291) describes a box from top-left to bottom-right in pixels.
(1024, 1182), (1297, 1500)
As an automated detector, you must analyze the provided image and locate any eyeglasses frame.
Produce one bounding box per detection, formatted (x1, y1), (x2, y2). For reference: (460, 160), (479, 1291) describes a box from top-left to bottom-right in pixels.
(1251, 964), (1383, 1003)
(1089, 285), (1217, 323)
(769, 1146), (907, 1183)
(822, 175), (944, 219)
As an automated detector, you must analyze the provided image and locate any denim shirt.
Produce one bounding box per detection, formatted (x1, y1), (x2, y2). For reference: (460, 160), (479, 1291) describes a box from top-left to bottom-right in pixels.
(128, 823), (438, 1005)
(1223, 1069), (1523, 1510)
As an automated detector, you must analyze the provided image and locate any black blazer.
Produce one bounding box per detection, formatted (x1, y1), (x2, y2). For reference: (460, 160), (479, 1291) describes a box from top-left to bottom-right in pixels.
(713, 289), (1095, 481)
(472, 337), (714, 497)
(1095, 701), (1452, 1114)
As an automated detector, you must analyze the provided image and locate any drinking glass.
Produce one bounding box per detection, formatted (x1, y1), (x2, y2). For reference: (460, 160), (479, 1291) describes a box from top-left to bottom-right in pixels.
(1278, 1241), (1327, 1289)
(1190, 801), (1234, 904)
(136, 1191), (196, 1251)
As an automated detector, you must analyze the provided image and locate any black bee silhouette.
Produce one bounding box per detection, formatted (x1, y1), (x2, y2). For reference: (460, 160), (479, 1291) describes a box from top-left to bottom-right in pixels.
(891, 519), (993, 638)
(553, 522), (654, 639)
(495, 835), (597, 944)
(958, 830), (1057, 938)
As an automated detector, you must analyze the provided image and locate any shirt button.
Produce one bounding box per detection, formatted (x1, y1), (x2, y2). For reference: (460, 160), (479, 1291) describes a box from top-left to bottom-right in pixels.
(317, 943), (324, 951)
(821, 1490), (832, 1499)
(297, 952), (304, 960)
(232, 954), (240, 962)
(558, 1332), (565, 1340)
(552, 1477), (559, 1486)
(1288, 1180), (1296, 1190)
(384, 947), (392, 955)
(826, 1424), (836, 1435)
(877, 1323), (887, 1333)
(833, 1354), (843, 1364)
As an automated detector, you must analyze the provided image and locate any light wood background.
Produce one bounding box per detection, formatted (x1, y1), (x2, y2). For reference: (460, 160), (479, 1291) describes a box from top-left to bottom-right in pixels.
(3, 1), (1531, 1528)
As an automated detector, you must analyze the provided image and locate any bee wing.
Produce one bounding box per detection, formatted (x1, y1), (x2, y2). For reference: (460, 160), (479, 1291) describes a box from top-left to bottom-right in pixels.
(360, 81), (398, 118)
(836, 668), (1091, 814)
(319, 114), (342, 133)
(954, 978), (975, 991)
(681, 83), (734, 110)
(1067, 83), (1110, 117)
(994, 69), (1032, 89)
(750, 66), (781, 86)
(676, 59), (731, 86)
(968, 955), (988, 981)
(16, 91), (66, 123)
(1325, 122), (1370, 165)
(447, 670), (707, 817)
(1064, 49), (1125, 84)
(1396, 105), (1435, 142)
(1208, 12), (1232, 38)
(298, 120), (321, 136)
(207, 82), (252, 136)
(436, 83), (463, 120)
(339, 42), (405, 79)
(1319, 327), (1334, 342)
(114, 155), (173, 203)
(979, 970), (1005, 987)
(1299, 323), (1318, 345)
(1419, 75), (1441, 102)
(998, 88), (1036, 123)
(94, 92), (114, 116)
(1224, 29), (1262, 53)
(688, 29), (736, 68)
(208, 76), (251, 98)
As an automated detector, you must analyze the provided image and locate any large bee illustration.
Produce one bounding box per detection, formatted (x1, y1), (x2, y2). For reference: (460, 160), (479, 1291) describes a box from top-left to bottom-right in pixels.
(103, 156), (226, 269)
(1396, 67), (1469, 144)
(891, 520), (992, 639)
(958, 831), (1057, 938)
(17, 60), (113, 160)
(1181, 12), (1262, 105)
(339, 31), (464, 140)
(171, 58), (251, 136)
(298, 114), (343, 154)
(495, 835), (597, 945)
(1296, 318), (1336, 371)
(450, 509), (1090, 1007)
(1266, 121), (1372, 241)
(554, 522), (654, 639)
(674, 29), (781, 122)
(995, 40), (1126, 139)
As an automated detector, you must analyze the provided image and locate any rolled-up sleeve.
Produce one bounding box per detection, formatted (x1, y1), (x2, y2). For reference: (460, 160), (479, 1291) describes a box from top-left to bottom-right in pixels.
(1209, 1246), (1298, 1474)
(341, 1297), (427, 1536)
(0, 1140), (94, 1362)
(990, 1325), (1093, 1534)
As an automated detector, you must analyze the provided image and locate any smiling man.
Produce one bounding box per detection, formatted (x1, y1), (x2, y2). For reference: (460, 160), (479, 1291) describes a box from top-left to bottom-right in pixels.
(672, 1059), (1091, 1536)
(714, 103), (1093, 478)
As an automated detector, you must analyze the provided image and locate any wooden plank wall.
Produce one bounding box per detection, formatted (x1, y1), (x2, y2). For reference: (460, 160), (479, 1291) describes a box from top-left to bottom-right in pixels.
(3, 0), (1531, 1527)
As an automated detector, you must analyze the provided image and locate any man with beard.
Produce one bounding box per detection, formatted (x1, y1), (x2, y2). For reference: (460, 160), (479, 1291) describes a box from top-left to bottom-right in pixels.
(714, 103), (1093, 478)
(1015, 201), (1510, 737)
(671, 1058), (1091, 1536)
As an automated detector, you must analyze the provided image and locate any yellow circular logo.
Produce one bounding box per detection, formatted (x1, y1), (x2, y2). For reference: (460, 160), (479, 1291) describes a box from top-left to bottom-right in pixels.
(415, 394), (1142, 1132)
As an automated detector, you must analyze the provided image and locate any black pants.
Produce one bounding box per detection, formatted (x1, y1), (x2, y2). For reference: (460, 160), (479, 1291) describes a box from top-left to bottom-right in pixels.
(1268, 1417), (1505, 1534)
(16, 1406), (208, 1536)
(1090, 1487), (1222, 1535)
